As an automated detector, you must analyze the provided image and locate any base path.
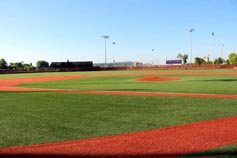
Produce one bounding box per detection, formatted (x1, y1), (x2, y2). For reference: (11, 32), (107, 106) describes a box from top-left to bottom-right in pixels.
(0, 116), (237, 157)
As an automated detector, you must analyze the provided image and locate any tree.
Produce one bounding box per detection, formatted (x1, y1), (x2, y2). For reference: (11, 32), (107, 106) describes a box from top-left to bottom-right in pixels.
(229, 52), (237, 64)
(182, 54), (189, 64)
(214, 57), (225, 64)
(8, 62), (16, 69)
(0, 58), (8, 69)
(177, 53), (188, 64)
(194, 57), (207, 65)
(8, 62), (29, 70)
(226, 59), (230, 64)
(23, 63), (35, 71)
(14, 62), (24, 69)
(36, 60), (49, 68)
(194, 57), (201, 65)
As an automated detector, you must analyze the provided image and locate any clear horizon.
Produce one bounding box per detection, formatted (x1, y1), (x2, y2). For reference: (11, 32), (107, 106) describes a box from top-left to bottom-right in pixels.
(1, 0), (237, 66)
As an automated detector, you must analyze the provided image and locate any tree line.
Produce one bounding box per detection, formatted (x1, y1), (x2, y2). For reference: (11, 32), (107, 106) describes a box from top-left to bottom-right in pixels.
(0, 59), (49, 70)
(0, 60), (93, 70)
(177, 52), (237, 65)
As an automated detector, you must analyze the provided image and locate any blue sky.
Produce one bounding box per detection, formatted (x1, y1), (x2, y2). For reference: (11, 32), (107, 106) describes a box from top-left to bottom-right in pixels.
(0, 0), (237, 65)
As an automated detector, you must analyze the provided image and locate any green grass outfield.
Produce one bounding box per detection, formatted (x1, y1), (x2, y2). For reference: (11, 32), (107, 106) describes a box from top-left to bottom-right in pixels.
(0, 70), (237, 153)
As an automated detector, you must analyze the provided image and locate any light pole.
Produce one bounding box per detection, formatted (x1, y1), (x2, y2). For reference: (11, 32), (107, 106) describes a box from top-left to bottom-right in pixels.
(112, 42), (116, 67)
(212, 32), (215, 68)
(101, 35), (110, 67)
(222, 44), (224, 60)
(189, 29), (194, 65)
(152, 49), (155, 65)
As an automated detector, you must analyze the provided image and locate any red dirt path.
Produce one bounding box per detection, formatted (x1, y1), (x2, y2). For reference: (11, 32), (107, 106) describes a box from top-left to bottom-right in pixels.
(0, 116), (236, 157)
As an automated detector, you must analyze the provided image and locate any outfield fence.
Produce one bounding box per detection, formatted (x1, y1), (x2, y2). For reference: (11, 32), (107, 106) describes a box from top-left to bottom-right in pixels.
(0, 64), (237, 74)
(127, 64), (237, 70)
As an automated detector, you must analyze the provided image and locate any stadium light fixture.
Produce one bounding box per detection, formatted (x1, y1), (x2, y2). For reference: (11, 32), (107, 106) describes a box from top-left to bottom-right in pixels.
(212, 32), (215, 68)
(112, 42), (116, 67)
(152, 49), (155, 65)
(189, 29), (194, 65)
(101, 35), (110, 67)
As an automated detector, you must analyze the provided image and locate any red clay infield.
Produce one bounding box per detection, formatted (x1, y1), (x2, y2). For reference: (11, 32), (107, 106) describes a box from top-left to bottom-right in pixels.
(0, 116), (236, 157)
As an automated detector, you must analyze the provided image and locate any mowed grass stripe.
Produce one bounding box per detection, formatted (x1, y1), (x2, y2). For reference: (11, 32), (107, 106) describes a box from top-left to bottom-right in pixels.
(0, 92), (237, 148)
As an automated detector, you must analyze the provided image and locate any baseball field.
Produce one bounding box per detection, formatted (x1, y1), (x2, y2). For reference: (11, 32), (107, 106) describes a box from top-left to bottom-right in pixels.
(0, 69), (237, 157)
